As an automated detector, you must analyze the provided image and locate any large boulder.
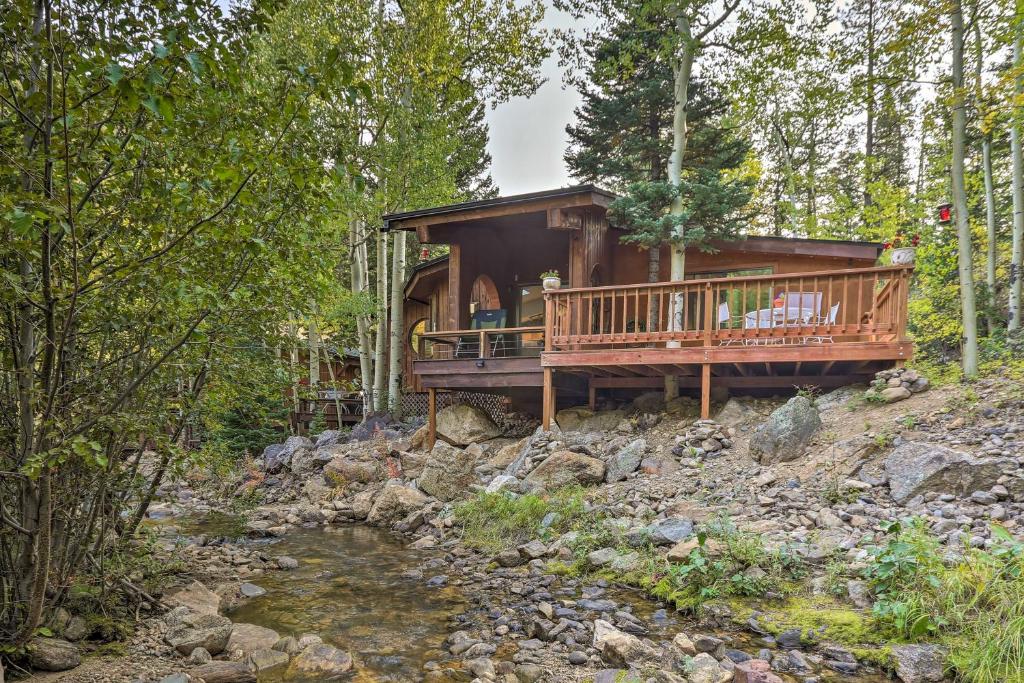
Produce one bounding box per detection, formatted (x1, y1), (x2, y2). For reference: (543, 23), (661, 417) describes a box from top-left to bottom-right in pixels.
(749, 396), (821, 464)
(885, 443), (1011, 503)
(165, 580), (221, 616)
(436, 404), (501, 446)
(592, 619), (659, 668)
(323, 456), (380, 484)
(890, 644), (946, 683)
(164, 613), (233, 656)
(262, 436), (312, 473)
(524, 450), (605, 490)
(226, 623), (280, 654)
(555, 407), (626, 433)
(605, 439), (645, 483)
(26, 638), (80, 672)
(366, 483), (430, 526)
(288, 643), (353, 680)
(418, 442), (480, 501)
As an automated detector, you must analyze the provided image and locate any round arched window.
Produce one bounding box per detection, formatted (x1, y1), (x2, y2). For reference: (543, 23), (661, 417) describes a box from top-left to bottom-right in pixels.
(409, 318), (431, 358)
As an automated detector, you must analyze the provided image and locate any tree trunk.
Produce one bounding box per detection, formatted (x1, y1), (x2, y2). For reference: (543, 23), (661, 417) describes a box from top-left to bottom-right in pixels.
(287, 320), (301, 429)
(1010, 0), (1024, 331)
(373, 228), (388, 412)
(665, 13), (695, 401)
(307, 314), (320, 390)
(951, 0), (979, 375)
(349, 218), (374, 412)
(864, 0), (876, 217)
(387, 229), (407, 415)
(973, 10), (997, 334)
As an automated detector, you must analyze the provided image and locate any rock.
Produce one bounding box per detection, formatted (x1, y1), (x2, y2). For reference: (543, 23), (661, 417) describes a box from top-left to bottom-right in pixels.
(288, 643), (354, 679)
(734, 659), (784, 683)
(605, 439), (645, 483)
(399, 450), (428, 478)
(349, 412), (400, 442)
(749, 396), (821, 464)
(323, 456), (380, 484)
(436, 404), (501, 446)
(273, 636), (301, 655)
(587, 548), (619, 567)
(62, 616), (88, 642)
(555, 407), (627, 433)
(410, 535), (436, 549)
(715, 397), (759, 425)
(646, 517), (694, 546)
(495, 549), (524, 567)
(164, 613), (233, 656)
(366, 483), (429, 526)
(632, 392), (666, 414)
(189, 661), (257, 683)
(314, 430), (345, 448)
(276, 556), (299, 570)
(523, 450), (605, 489)
(666, 538), (700, 562)
(880, 386), (912, 403)
(248, 648), (289, 673)
(187, 647), (212, 664)
(519, 539), (548, 559)
(291, 444), (336, 474)
(262, 436), (312, 473)
(239, 583), (266, 599)
(847, 580), (872, 609)
(592, 619), (658, 667)
(227, 623), (280, 654)
(165, 580), (221, 615)
(26, 638), (80, 672)
(885, 443), (1012, 503)
(418, 441), (480, 501)
(890, 644), (946, 682)
(485, 474), (519, 493)
(687, 652), (732, 683)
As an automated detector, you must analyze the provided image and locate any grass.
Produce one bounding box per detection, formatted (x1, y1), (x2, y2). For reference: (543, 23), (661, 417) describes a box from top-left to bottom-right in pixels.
(452, 487), (587, 552)
(860, 519), (1024, 683)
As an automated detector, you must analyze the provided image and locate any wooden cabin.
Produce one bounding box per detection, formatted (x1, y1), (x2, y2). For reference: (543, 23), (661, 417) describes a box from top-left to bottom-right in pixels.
(386, 185), (912, 444)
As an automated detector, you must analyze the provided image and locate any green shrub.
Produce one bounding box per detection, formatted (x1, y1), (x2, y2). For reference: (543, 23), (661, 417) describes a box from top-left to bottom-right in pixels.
(863, 519), (1024, 683)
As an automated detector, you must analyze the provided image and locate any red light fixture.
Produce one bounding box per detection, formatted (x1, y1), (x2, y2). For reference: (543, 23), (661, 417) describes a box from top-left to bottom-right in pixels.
(420, 247), (430, 261)
(937, 203), (952, 224)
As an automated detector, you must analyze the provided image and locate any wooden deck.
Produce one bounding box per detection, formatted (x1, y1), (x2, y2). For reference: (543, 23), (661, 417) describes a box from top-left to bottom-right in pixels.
(415, 265), (913, 444)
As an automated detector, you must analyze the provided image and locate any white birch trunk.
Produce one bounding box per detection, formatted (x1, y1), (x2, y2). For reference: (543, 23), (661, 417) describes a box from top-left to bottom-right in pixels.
(665, 13), (694, 401)
(1010, 0), (1024, 331)
(373, 228), (388, 412)
(350, 218), (374, 412)
(307, 314), (320, 390)
(982, 136), (997, 331)
(387, 230), (407, 415)
(951, 0), (979, 375)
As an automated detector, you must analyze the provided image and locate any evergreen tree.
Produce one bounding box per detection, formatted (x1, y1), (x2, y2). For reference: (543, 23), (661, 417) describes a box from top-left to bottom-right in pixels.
(562, 6), (752, 285)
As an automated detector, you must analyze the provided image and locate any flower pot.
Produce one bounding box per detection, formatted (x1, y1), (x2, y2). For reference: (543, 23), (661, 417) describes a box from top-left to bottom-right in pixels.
(542, 276), (561, 291)
(890, 247), (916, 265)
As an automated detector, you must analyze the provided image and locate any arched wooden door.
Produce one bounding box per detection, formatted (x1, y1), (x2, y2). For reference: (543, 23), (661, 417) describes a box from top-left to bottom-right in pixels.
(469, 274), (501, 313)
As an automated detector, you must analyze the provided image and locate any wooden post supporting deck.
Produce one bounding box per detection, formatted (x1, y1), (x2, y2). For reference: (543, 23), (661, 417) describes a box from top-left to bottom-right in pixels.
(542, 368), (555, 430)
(700, 364), (711, 419)
(427, 387), (437, 449)
(588, 381), (597, 411)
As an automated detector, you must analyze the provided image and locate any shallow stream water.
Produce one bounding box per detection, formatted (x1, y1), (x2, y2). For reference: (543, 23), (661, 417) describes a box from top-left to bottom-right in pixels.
(167, 515), (891, 683)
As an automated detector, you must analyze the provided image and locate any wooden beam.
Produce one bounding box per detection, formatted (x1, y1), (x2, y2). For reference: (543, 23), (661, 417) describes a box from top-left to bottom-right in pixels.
(701, 364), (711, 419)
(541, 342), (913, 368)
(590, 377), (664, 389)
(389, 192), (609, 231)
(820, 360), (835, 375)
(427, 388), (437, 450)
(588, 382), (597, 411)
(447, 243), (461, 330)
(542, 368), (554, 430)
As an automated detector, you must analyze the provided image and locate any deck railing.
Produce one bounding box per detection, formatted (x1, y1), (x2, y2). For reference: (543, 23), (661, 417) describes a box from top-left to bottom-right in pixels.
(544, 265), (912, 350)
(417, 326), (545, 360)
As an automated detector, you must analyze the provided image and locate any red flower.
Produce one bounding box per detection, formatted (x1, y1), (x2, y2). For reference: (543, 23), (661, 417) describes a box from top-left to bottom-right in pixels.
(883, 241), (892, 250)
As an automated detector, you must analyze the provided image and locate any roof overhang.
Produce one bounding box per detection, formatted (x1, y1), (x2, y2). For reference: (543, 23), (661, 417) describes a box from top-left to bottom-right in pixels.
(709, 236), (883, 261)
(382, 185), (616, 233)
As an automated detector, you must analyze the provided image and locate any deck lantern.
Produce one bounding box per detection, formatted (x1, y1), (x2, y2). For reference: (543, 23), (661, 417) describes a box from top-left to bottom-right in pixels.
(937, 203), (952, 224)
(419, 246), (430, 261)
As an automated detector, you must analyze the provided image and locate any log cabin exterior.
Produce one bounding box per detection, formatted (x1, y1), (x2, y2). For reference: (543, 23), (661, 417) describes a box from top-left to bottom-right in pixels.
(386, 185), (913, 445)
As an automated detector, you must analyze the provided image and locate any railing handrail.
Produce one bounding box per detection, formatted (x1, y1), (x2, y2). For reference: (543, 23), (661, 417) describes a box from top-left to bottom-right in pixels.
(546, 264), (913, 295)
(421, 325), (544, 340)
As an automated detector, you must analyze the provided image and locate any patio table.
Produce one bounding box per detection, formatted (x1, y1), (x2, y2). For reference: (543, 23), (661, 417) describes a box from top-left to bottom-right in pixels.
(743, 307), (815, 329)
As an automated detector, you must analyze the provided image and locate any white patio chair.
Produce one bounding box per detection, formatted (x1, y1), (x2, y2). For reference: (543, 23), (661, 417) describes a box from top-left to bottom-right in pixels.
(717, 302), (744, 346)
(803, 302), (840, 343)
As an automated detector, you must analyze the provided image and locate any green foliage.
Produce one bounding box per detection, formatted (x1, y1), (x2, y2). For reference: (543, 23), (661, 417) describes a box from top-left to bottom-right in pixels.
(452, 488), (587, 552)
(862, 519), (1024, 682)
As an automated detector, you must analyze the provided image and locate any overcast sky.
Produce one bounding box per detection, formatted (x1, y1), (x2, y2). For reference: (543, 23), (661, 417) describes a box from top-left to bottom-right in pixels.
(483, 3), (596, 196)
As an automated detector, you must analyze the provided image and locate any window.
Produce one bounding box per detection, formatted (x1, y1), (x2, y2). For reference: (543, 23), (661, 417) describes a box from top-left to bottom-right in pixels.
(515, 284), (545, 354)
(409, 318), (431, 358)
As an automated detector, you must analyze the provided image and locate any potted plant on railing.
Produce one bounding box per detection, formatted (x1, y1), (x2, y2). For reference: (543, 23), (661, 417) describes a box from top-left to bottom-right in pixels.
(884, 231), (920, 265)
(541, 270), (561, 291)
